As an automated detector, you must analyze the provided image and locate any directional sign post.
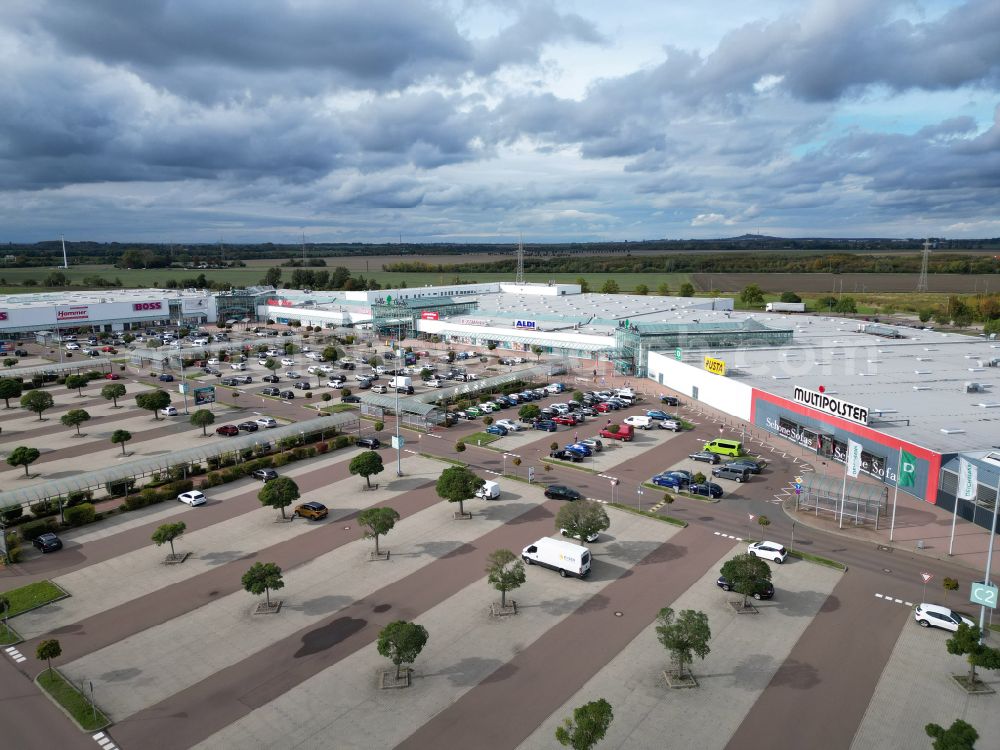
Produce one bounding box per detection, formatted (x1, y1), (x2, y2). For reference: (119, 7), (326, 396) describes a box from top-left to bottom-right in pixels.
(971, 581), (998, 609)
(921, 572), (933, 602)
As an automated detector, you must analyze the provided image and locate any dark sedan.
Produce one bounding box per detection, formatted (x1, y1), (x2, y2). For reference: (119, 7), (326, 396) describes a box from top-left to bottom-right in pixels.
(261, 386), (281, 396)
(549, 449), (583, 463)
(33, 532), (63, 553)
(342, 394), (362, 403)
(716, 575), (774, 600)
(356, 437), (381, 449)
(544, 485), (583, 501)
(237, 421), (259, 432)
(688, 482), (724, 498)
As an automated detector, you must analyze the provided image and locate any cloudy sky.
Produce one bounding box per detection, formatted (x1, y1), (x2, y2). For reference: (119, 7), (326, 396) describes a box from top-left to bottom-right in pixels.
(1, 0), (998, 243)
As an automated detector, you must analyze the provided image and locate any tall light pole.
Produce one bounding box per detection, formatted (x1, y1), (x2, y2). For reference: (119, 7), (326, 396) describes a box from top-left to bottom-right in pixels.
(394, 322), (403, 477)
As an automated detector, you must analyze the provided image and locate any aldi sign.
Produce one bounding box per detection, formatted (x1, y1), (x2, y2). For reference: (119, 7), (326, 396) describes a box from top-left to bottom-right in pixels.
(514, 320), (537, 330)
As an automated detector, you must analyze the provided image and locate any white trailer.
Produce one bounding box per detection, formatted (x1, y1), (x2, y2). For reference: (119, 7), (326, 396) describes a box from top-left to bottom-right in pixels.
(521, 537), (591, 578)
(765, 302), (806, 313)
(388, 375), (412, 389)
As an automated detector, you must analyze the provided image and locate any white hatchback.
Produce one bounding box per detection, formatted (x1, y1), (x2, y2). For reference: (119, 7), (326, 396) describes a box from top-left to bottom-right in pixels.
(256, 416), (278, 428)
(161, 406), (179, 417)
(230, 362), (246, 370)
(495, 419), (520, 432)
(177, 491), (207, 506)
(748, 541), (787, 564)
(281, 358), (295, 367)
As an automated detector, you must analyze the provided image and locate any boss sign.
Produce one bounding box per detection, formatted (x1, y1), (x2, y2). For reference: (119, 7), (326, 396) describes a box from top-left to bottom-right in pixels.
(133, 302), (163, 311)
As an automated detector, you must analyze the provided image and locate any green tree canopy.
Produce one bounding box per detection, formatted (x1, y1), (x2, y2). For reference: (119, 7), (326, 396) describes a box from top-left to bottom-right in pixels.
(36, 639), (62, 677)
(111, 429), (132, 455)
(6, 446), (40, 477)
(600, 279), (620, 294)
(65, 374), (88, 396)
(435, 464), (484, 517)
(656, 607), (711, 680)
(135, 390), (171, 420)
(20, 389), (54, 421)
(555, 500), (610, 543)
(555, 698), (614, 750)
(321, 345), (340, 362)
(486, 548), (526, 608)
(0, 378), (22, 408)
(190, 409), (216, 435)
(678, 282), (695, 297)
(257, 476), (300, 519)
(925, 718), (979, 750)
(60, 408), (91, 436)
(947, 623), (1000, 686)
(519, 404), (541, 421)
(377, 620), (429, 679)
(264, 357), (280, 373)
(576, 277), (590, 293)
(357, 506), (400, 556)
(739, 284), (766, 307)
(657, 282), (671, 296)
(834, 296), (857, 314)
(151, 521), (187, 557)
(719, 553), (773, 609)
(101, 382), (127, 407)
(241, 562), (284, 607)
(349, 450), (385, 488)
(634, 283), (649, 296)
(779, 291), (802, 303)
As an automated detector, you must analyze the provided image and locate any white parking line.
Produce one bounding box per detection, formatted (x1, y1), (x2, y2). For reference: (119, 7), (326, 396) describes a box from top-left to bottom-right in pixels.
(874, 593), (914, 608)
(92, 731), (119, 749)
(4, 646), (27, 664)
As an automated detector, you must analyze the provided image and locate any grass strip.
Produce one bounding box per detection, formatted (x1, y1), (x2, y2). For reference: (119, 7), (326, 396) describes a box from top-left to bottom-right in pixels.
(541, 457), (600, 474)
(641, 482), (719, 504)
(0, 622), (22, 646)
(320, 403), (360, 413)
(608, 502), (687, 528)
(419, 452), (466, 467)
(787, 549), (848, 571)
(464, 431), (501, 446)
(36, 669), (110, 731)
(0, 580), (66, 617)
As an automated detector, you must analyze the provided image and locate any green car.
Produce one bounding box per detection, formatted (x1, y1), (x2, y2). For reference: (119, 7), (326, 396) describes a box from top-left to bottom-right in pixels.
(466, 406), (481, 417)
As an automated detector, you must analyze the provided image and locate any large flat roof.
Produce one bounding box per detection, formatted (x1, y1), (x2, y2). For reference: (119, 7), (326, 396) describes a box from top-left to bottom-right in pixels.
(684, 310), (1000, 454)
(0, 288), (213, 307)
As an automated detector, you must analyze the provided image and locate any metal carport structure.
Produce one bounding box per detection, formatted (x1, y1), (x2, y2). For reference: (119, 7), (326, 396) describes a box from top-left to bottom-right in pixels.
(0, 358), (116, 380)
(793, 472), (889, 529)
(0, 413), (358, 512)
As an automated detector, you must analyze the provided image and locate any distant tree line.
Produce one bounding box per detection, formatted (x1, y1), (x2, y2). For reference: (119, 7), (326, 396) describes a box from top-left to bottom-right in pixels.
(385, 251), (1000, 276)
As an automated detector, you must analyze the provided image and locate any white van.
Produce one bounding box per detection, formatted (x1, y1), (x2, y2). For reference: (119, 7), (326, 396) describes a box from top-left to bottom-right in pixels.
(521, 537), (591, 578)
(475, 480), (501, 500)
(192, 337), (209, 346)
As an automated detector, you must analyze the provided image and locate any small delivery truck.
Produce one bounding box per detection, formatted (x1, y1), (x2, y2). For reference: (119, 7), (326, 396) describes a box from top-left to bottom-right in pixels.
(388, 375), (412, 389)
(475, 480), (501, 500)
(522, 537), (592, 578)
(600, 423), (635, 441)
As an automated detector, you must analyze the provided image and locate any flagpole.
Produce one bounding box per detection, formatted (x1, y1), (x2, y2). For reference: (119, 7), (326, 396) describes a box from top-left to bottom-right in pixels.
(979, 475), (1000, 641)
(838, 463), (848, 529)
(889, 450), (902, 542)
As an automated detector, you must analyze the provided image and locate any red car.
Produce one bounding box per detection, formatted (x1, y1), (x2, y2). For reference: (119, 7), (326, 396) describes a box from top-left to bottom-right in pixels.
(595, 402), (612, 413)
(552, 415), (578, 426)
(216, 425), (240, 437)
(104, 372), (121, 380)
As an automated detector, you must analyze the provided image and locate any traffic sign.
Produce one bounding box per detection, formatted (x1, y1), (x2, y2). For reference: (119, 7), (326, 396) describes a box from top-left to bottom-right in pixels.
(920, 572), (933, 584)
(674, 348), (682, 361)
(795, 476), (803, 484)
(971, 582), (998, 609)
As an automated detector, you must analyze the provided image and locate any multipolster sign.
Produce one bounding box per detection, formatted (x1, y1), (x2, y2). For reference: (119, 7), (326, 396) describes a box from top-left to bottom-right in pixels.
(792, 386), (869, 426)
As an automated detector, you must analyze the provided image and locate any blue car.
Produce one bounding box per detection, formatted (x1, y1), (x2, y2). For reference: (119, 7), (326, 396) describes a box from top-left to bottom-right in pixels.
(689, 482), (724, 498)
(652, 473), (686, 489)
(534, 419), (557, 432)
(646, 410), (669, 420)
(158, 373), (175, 382)
(486, 424), (508, 436)
(565, 443), (592, 457)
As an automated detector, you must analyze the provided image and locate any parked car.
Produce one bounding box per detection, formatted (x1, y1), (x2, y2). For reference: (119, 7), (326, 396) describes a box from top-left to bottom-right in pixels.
(716, 575), (774, 600)
(342, 394), (362, 403)
(293, 381), (311, 390)
(279, 390), (295, 400)
(263, 374), (281, 383)
(646, 410), (670, 420)
(552, 414), (579, 426)
(726, 457), (767, 474)
(600, 424), (634, 441)
(230, 362), (247, 371)
(486, 424), (509, 436)
(652, 473), (686, 489)
(688, 450), (721, 464)
(216, 424), (240, 436)
(237, 421), (259, 432)
(235, 375), (252, 385)
(565, 442), (592, 457)
(658, 419), (682, 431)
(356, 437), (381, 449)
(534, 419), (557, 432)
(914, 603), (975, 632)
(579, 438), (603, 452)
(544, 485), (583, 501)
(252, 468), (279, 481)
(177, 490), (207, 506)
(161, 406), (179, 417)
(748, 540), (788, 564)
(104, 372), (121, 380)
(261, 386), (281, 396)
(256, 416), (278, 428)
(281, 358), (295, 367)
(371, 384), (388, 394)
(294, 501), (329, 520)
(712, 465), (751, 483)
(550, 449), (584, 463)
(688, 482), (724, 498)
(660, 395), (680, 406)
(158, 373), (174, 382)
(495, 419), (520, 432)
(32, 532), (63, 553)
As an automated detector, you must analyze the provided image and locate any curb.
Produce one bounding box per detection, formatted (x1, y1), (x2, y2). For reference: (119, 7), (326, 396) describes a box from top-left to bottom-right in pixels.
(34, 668), (112, 733)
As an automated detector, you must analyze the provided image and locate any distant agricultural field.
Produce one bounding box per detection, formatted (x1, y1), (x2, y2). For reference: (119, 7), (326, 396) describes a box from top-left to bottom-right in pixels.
(690, 272), (999, 294)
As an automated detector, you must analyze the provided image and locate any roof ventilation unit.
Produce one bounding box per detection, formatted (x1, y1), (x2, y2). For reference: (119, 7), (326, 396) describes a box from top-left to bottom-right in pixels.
(940, 428), (966, 435)
(966, 382), (985, 393)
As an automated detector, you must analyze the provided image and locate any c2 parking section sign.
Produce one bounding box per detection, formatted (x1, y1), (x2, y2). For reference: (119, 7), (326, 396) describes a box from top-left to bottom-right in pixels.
(194, 386), (216, 406)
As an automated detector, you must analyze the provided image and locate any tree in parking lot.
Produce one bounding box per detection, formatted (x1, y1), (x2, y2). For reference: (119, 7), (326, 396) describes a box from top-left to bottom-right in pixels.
(152, 522), (187, 557)
(358, 506), (399, 557)
(111, 429), (132, 456)
(519, 404), (540, 422)
(756, 515), (771, 538)
(550, 441), (559, 452)
(60, 408), (91, 436)
(486, 549), (525, 609)
(321, 345), (340, 362)
(0, 378), (23, 408)
(6, 446), (40, 477)
(241, 562), (284, 608)
(946, 623), (1000, 687)
(101, 382), (126, 408)
(190, 409), (215, 436)
(20, 389), (54, 421)
(656, 607), (711, 682)
(531, 345), (543, 361)
(135, 390), (171, 420)
(257, 476), (300, 519)
(36, 639), (61, 678)
(719, 553), (772, 610)
(555, 500), (610, 544)
(374, 420), (384, 434)
(555, 698), (614, 750)
(925, 719), (978, 750)
(350, 450), (384, 489)
(3, 358), (17, 368)
(692, 471), (706, 485)
(264, 357), (280, 375)
(436, 464), (484, 517)
(65, 374), (88, 396)
(572, 390), (585, 403)
(377, 620), (428, 680)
